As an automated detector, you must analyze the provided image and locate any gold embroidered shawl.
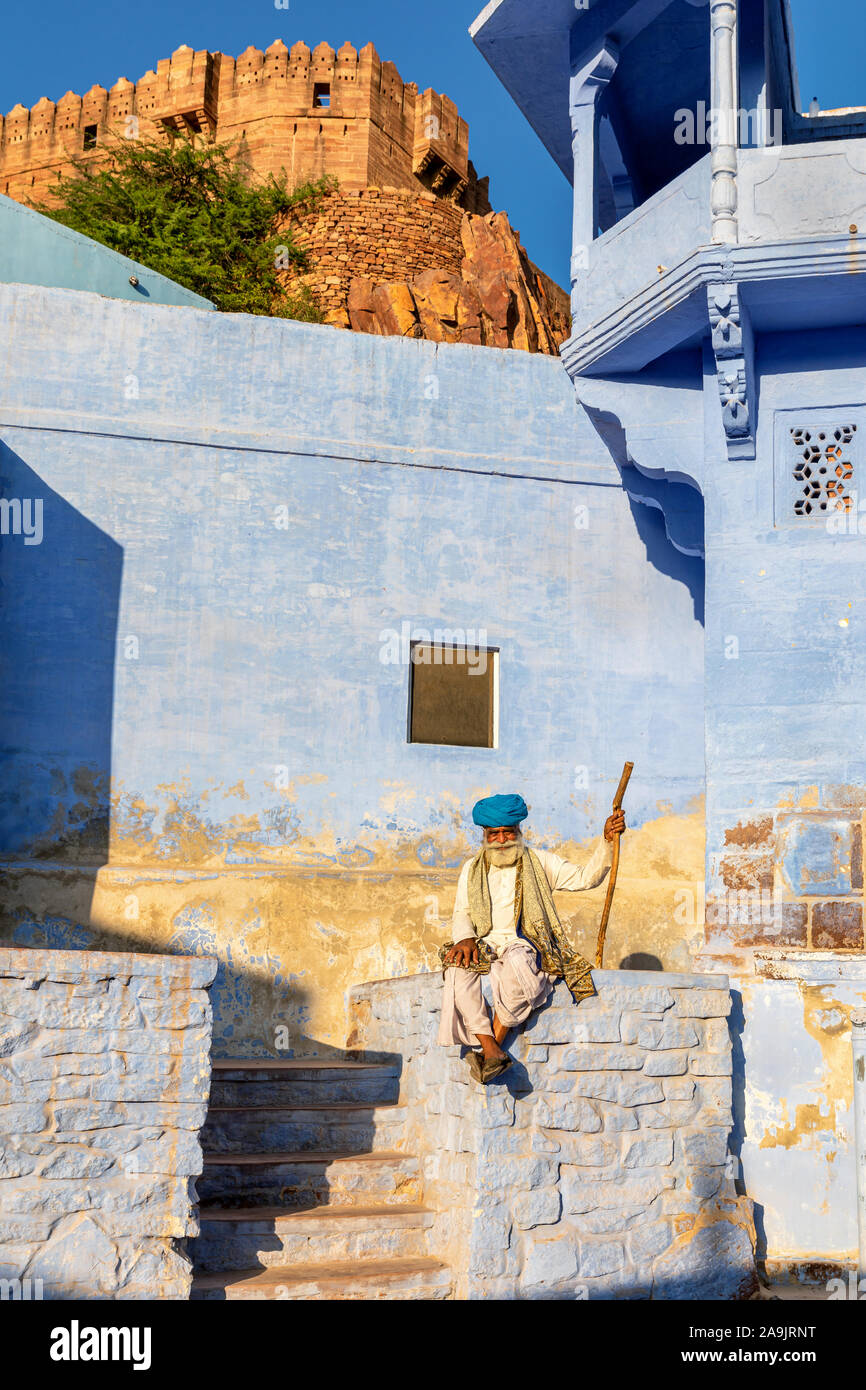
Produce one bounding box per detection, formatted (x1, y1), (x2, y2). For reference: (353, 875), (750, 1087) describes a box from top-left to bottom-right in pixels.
(438, 847), (596, 1005)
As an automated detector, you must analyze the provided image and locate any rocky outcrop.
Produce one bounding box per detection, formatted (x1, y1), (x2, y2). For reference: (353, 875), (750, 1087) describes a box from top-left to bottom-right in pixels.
(279, 189), (571, 354)
(346, 211), (570, 353)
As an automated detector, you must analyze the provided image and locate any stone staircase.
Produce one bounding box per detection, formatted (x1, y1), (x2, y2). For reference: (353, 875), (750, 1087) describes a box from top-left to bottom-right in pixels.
(189, 1058), (451, 1300)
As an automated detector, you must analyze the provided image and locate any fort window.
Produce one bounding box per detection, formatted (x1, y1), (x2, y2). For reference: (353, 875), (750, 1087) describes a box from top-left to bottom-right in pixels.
(408, 643), (498, 748)
(313, 83), (331, 108)
(82, 124), (98, 150)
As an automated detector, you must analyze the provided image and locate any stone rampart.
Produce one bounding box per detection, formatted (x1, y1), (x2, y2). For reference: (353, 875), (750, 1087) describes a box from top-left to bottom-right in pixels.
(0, 41), (488, 212)
(347, 968), (758, 1299)
(0, 946), (217, 1299)
(278, 188), (570, 351)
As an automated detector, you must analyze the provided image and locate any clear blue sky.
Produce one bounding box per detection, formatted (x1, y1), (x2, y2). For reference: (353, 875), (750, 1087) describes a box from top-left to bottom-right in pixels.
(1, 0), (863, 286)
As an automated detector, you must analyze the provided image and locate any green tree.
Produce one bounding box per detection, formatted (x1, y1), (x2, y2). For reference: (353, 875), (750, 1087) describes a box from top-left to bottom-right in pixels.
(31, 130), (335, 318)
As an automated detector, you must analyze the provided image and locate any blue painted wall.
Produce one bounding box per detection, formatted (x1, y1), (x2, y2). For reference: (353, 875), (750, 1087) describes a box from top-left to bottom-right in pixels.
(703, 325), (866, 927)
(0, 281), (705, 1052)
(0, 282), (704, 856)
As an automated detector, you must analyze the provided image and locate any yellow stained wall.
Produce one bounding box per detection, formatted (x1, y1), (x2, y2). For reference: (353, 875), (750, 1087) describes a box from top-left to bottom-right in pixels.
(0, 802), (705, 1056)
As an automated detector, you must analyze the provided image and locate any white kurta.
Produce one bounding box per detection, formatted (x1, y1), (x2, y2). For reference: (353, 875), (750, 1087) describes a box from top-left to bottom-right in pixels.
(449, 838), (614, 955)
(437, 837), (614, 1047)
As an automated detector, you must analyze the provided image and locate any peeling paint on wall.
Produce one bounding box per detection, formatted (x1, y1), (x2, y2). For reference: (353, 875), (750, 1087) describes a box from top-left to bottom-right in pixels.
(758, 985), (852, 1153)
(0, 800), (704, 1056)
(0, 286), (707, 1058)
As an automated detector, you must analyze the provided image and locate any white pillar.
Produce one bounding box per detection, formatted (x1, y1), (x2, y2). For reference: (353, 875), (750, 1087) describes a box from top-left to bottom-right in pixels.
(570, 103), (597, 288)
(569, 40), (619, 318)
(710, 0), (739, 243)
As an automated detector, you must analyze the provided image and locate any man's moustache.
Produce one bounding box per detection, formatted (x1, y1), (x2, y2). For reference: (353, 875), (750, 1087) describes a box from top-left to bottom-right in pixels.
(485, 841), (522, 863)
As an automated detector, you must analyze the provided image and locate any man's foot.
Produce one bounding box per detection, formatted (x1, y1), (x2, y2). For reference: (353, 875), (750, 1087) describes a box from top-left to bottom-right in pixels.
(474, 1032), (508, 1063)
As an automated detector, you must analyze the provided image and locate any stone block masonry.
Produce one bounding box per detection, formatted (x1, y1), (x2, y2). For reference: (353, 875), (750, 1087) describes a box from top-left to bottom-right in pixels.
(706, 798), (866, 953)
(279, 188), (571, 353)
(0, 945), (217, 1299)
(280, 186), (466, 323)
(347, 969), (757, 1300)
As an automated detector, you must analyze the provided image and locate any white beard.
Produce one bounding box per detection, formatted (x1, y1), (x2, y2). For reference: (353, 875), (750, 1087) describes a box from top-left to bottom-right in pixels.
(485, 836), (523, 868)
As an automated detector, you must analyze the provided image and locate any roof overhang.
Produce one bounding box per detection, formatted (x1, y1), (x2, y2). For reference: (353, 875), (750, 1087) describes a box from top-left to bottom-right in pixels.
(470, 0), (690, 182)
(562, 235), (866, 377)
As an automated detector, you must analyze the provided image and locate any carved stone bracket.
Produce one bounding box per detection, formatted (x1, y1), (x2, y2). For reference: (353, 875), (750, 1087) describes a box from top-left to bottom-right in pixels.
(708, 282), (756, 459)
(158, 105), (217, 141)
(195, 107), (218, 142)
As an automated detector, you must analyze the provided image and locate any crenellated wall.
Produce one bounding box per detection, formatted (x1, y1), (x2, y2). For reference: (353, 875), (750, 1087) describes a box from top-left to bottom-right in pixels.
(0, 40), (489, 212)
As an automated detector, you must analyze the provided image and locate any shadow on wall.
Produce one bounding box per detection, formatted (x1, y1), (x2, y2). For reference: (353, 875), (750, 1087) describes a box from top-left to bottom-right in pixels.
(620, 952), (663, 971)
(580, 399), (706, 625)
(0, 442), (120, 860)
(626, 497), (705, 627)
(0, 442), (340, 1058)
(727, 988), (767, 1264)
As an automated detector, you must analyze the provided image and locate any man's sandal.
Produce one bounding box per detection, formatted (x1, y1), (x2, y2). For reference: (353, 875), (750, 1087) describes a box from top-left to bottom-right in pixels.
(481, 1056), (512, 1083)
(466, 1051), (484, 1083)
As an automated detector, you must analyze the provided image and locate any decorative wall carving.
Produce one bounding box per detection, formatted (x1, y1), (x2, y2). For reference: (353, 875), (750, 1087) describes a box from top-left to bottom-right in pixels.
(708, 282), (756, 459)
(790, 423), (858, 518)
(773, 410), (864, 527)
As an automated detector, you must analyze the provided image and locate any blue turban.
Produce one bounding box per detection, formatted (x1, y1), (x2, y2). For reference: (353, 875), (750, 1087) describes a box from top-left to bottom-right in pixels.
(471, 794), (528, 828)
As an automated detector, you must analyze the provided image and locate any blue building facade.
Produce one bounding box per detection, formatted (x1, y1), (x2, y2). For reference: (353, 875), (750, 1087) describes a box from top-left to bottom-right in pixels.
(0, 0), (864, 1276)
(473, 0), (866, 1273)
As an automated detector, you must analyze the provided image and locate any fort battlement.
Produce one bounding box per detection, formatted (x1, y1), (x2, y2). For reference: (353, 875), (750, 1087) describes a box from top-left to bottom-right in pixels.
(0, 40), (489, 212)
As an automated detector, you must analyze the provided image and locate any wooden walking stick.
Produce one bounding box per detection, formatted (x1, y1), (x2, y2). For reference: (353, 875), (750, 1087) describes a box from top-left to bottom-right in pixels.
(595, 761), (634, 969)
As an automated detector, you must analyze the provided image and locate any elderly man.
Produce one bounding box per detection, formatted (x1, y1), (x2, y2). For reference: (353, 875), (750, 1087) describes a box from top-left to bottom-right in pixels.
(438, 793), (625, 1083)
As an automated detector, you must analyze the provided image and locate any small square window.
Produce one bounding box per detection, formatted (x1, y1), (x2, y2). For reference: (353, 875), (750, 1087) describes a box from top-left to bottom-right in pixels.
(313, 83), (331, 108)
(408, 643), (498, 748)
(83, 124), (98, 151)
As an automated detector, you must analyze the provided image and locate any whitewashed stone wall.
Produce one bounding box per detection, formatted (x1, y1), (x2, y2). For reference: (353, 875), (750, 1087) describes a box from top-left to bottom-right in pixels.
(0, 946), (217, 1300)
(347, 968), (758, 1300)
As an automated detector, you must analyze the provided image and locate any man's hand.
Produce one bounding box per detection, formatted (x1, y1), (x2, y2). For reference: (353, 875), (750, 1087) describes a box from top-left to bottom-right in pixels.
(604, 810), (626, 842)
(444, 937), (479, 967)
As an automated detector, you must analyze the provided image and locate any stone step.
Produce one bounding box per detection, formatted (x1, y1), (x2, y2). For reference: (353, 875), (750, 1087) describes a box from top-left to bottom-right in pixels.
(201, 1103), (407, 1155)
(190, 1256), (451, 1301)
(197, 1150), (422, 1209)
(209, 1059), (399, 1074)
(208, 1060), (400, 1108)
(192, 1202), (436, 1270)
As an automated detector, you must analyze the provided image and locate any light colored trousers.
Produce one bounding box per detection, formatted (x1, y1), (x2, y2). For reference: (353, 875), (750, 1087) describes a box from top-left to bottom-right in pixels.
(437, 940), (556, 1047)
